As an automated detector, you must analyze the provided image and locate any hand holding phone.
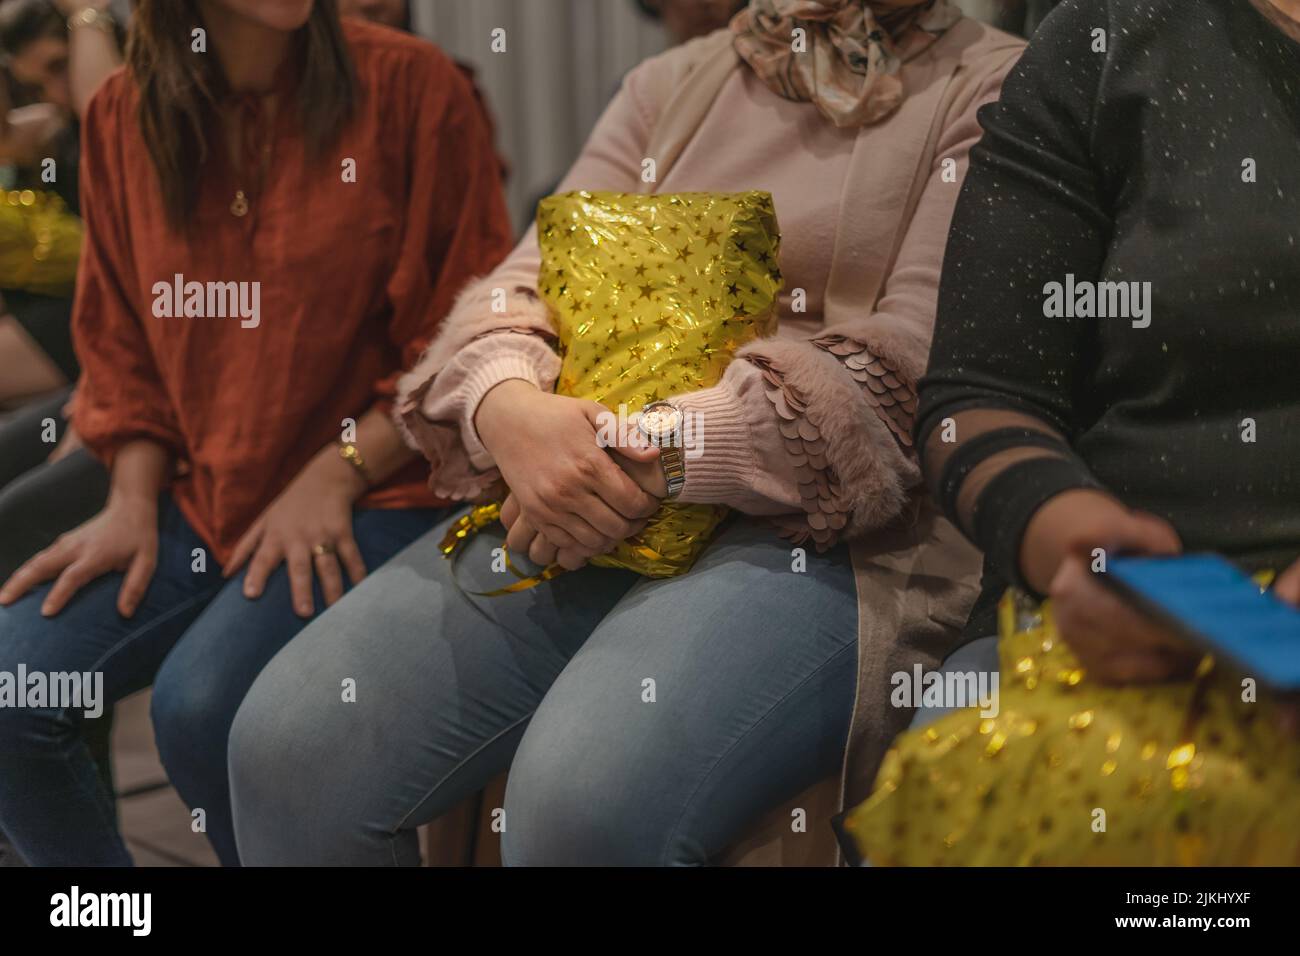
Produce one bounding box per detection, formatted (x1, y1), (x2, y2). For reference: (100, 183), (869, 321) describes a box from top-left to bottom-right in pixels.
(1105, 554), (1300, 691)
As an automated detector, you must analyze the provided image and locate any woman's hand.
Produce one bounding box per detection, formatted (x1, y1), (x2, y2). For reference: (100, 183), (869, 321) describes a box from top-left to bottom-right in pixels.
(499, 494), (580, 571)
(0, 494), (158, 618)
(475, 380), (660, 563)
(497, 425), (666, 572)
(224, 451), (368, 618)
(609, 434), (669, 498)
(1275, 558), (1300, 608)
(1272, 559), (1300, 736)
(1022, 488), (1196, 685)
(0, 439), (166, 617)
(494, 420), (668, 570)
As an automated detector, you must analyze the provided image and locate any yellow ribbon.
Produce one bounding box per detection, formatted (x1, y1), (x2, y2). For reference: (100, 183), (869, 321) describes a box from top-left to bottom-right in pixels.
(439, 503), (668, 597)
(439, 504), (565, 596)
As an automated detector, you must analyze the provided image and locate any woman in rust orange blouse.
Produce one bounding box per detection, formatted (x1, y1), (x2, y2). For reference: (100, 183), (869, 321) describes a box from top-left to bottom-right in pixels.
(0, 0), (512, 866)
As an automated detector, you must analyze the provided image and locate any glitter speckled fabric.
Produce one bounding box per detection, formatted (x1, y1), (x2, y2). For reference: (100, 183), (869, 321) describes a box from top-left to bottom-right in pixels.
(537, 190), (783, 578)
(842, 588), (1300, 866)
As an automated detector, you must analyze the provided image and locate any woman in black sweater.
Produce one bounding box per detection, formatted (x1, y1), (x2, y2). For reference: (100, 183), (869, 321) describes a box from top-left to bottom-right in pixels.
(843, 0), (1300, 865)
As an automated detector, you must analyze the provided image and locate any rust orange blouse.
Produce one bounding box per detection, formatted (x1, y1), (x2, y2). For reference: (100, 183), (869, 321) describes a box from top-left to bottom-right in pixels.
(71, 20), (513, 564)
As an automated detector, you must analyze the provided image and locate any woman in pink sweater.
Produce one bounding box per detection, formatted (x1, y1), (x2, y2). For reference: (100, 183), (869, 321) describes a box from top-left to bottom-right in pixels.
(228, 1), (1023, 866)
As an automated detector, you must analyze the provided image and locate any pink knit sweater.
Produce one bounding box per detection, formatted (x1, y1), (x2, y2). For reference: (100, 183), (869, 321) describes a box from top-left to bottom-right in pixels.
(398, 25), (1021, 549)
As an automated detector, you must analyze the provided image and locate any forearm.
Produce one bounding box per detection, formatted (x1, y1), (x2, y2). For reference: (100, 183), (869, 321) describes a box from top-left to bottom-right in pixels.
(700, 337), (919, 547)
(69, 30), (122, 120)
(914, 2), (1113, 586)
(64, 2), (123, 121)
(399, 329), (559, 489)
(107, 440), (169, 507)
(317, 407), (415, 501)
(670, 361), (802, 516)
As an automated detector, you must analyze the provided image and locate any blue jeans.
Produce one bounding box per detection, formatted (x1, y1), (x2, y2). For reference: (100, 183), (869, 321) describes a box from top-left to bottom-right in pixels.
(907, 636), (1000, 731)
(0, 497), (442, 866)
(229, 513), (859, 866)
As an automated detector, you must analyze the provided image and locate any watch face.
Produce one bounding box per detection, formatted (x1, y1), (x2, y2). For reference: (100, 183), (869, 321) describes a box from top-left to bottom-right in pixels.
(639, 402), (682, 444)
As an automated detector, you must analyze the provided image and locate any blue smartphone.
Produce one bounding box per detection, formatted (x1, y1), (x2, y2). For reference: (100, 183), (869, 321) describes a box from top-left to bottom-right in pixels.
(1105, 554), (1300, 690)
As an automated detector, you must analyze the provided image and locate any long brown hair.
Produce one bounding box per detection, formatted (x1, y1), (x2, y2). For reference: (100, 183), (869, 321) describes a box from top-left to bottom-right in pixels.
(127, 0), (358, 230)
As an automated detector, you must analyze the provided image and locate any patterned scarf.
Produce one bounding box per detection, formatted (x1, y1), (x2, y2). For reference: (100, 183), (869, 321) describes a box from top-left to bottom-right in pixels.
(731, 0), (961, 127)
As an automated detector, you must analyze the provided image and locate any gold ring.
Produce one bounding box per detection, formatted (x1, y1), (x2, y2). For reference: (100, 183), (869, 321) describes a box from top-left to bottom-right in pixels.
(311, 543), (335, 557)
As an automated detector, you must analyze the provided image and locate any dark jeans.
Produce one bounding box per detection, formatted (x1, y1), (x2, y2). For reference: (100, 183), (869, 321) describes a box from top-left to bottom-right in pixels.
(0, 388), (108, 581)
(0, 496), (442, 866)
(0, 391), (110, 866)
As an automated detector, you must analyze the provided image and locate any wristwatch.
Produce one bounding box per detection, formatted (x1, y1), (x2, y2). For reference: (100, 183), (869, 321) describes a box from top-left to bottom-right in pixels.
(67, 7), (116, 34)
(637, 400), (686, 499)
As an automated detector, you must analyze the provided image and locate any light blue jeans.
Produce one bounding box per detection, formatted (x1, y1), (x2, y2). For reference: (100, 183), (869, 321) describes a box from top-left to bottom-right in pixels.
(228, 513), (859, 866)
(907, 636), (1000, 731)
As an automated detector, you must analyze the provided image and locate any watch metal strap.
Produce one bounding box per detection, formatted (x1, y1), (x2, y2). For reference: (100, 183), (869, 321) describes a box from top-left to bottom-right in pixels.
(660, 446), (686, 499)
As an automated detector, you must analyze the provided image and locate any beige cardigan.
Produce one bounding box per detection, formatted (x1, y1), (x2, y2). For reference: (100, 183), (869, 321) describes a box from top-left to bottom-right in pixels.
(399, 18), (1023, 849)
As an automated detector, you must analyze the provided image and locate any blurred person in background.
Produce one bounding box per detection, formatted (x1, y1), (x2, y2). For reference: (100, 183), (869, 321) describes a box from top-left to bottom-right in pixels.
(0, 0), (124, 408)
(0, 0), (127, 589)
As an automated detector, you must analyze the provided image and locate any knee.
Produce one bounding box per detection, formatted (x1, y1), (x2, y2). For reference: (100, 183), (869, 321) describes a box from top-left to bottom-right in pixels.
(227, 658), (367, 864)
(0, 696), (65, 766)
(149, 669), (233, 775)
(226, 669), (308, 849)
(502, 722), (689, 867)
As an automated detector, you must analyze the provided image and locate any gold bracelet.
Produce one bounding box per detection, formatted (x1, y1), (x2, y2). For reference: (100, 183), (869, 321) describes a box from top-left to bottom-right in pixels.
(337, 442), (373, 485)
(67, 8), (116, 34)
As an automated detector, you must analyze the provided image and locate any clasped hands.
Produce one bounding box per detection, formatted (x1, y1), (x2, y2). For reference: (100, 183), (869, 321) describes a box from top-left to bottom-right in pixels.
(474, 380), (668, 571)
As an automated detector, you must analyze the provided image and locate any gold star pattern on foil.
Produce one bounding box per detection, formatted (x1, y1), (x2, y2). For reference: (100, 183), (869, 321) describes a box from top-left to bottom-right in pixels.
(534, 189), (783, 579)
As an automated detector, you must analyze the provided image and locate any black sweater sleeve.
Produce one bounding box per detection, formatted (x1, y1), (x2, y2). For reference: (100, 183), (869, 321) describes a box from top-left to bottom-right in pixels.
(917, 0), (1113, 592)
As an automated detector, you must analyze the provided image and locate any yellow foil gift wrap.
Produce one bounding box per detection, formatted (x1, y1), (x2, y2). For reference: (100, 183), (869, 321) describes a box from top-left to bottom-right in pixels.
(839, 585), (1300, 866)
(536, 190), (783, 577)
(0, 190), (82, 297)
(441, 191), (782, 587)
